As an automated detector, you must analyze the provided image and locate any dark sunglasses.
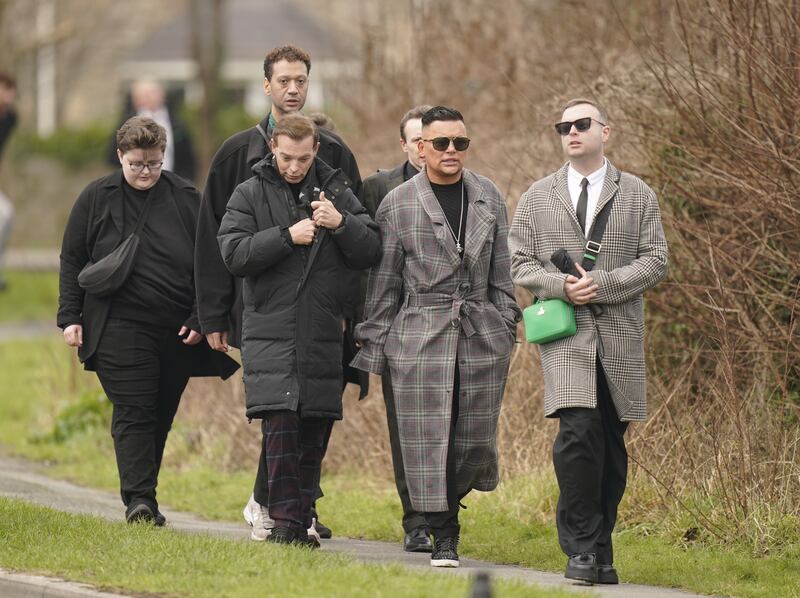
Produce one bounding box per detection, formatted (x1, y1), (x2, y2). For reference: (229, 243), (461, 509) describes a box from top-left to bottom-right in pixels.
(554, 117), (606, 136)
(423, 136), (471, 151)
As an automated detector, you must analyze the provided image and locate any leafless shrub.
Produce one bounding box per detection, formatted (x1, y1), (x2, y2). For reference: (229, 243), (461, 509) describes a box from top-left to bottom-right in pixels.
(177, 0), (799, 548)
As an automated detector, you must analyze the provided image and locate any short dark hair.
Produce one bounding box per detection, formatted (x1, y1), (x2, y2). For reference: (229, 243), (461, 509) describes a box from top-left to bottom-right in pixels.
(309, 112), (336, 132)
(421, 106), (465, 128)
(263, 45), (311, 81)
(271, 113), (319, 145)
(562, 98), (609, 124)
(0, 72), (16, 89)
(116, 116), (167, 152)
(399, 105), (432, 141)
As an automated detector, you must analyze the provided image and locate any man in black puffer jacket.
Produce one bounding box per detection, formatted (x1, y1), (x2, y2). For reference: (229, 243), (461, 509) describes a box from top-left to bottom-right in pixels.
(217, 115), (381, 547)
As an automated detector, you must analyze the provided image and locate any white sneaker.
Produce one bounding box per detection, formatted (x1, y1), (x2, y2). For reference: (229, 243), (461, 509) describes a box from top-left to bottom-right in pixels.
(307, 517), (321, 545)
(245, 496), (274, 541)
(243, 494), (259, 526)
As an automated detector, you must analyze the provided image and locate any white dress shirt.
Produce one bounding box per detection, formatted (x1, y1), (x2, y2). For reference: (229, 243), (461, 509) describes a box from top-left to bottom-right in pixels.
(567, 159), (607, 234)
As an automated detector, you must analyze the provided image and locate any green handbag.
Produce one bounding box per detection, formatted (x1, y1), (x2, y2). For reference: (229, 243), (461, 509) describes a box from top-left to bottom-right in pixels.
(523, 298), (576, 344)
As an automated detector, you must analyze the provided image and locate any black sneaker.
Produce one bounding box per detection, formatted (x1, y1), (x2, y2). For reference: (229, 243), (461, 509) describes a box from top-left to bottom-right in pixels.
(430, 535), (459, 568)
(266, 526), (296, 545)
(126, 502), (156, 524)
(154, 510), (167, 527)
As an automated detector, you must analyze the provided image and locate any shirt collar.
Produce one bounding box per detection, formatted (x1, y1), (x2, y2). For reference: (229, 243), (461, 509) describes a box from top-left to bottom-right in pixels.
(568, 158), (607, 187)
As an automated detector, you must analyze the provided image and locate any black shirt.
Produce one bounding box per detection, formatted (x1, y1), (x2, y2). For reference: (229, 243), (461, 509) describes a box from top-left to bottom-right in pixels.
(108, 177), (195, 327)
(430, 178), (468, 255)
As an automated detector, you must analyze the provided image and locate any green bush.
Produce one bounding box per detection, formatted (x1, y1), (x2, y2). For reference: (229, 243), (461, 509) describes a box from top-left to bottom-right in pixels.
(10, 121), (113, 168)
(32, 389), (111, 444)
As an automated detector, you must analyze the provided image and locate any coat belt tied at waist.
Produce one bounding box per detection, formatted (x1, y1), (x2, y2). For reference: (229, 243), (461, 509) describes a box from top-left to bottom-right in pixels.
(405, 288), (486, 337)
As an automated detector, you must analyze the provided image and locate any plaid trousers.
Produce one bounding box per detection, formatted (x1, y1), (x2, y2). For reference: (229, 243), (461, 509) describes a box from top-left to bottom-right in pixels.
(262, 410), (330, 531)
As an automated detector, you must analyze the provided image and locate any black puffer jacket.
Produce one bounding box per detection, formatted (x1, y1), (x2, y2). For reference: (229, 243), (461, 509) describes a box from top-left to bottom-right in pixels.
(217, 157), (381, 419)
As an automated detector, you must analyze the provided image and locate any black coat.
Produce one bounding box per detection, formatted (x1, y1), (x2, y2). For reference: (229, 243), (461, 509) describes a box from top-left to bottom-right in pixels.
(57, 170), (239, 380)
(195, 116), (362, 349)
(217, 157), (381, 419)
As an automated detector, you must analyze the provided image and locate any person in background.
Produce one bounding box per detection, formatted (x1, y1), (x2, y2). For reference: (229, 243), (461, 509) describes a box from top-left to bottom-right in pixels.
(0, 72), (18, 292)
(195, 44), (363, 542)
(360, 104), (433, 553)
(217, 114), (380, 547)
(509, 98), (668, 584)
(107, 79), (197, 182)
(59, 116), (238, 525)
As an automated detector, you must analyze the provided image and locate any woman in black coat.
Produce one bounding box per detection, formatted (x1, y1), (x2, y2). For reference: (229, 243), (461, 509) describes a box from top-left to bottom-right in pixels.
(58, 116), (238, 524)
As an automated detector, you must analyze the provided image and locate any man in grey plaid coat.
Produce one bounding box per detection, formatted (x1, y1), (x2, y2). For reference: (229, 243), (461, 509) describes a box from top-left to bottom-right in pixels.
(509, 98), (668, 584)
(353, 106), (521, 568)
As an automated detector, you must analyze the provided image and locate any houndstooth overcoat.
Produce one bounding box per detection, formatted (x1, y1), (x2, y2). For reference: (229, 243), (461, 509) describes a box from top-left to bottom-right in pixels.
(509, 161), (668, 421)
(352, 168), (521, 512)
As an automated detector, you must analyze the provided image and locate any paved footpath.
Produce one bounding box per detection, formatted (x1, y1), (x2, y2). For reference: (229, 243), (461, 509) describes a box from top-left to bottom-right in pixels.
(0, 457), (715, 598)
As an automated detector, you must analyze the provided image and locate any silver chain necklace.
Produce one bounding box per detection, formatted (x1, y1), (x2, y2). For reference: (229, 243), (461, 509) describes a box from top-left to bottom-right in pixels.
(443, 181), (465, 253)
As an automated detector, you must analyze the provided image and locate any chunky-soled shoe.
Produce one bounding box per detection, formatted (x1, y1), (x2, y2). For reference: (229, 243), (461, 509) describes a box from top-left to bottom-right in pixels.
(430, 535), (459, 568)
(403, 526), (433, 553)
(597, 563), (619, 584)
(565, 552), (598, 583)
(126, 502), (156, 525)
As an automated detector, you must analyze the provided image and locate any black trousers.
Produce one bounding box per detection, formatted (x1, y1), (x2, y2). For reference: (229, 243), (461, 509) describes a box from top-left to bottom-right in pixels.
(425, 363), (461, 539)
(262, 410), (330, 532)
(553, 357), (629, 564)
(94, 318), (190, 513)
(382, 370), (427, 533)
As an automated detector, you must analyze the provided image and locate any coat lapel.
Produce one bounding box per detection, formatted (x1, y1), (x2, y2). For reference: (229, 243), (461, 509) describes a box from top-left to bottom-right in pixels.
(386, 163), (406, 191)
(102, 170), (125, 239)
(462, 170), (495, 270)
(552, 163), (576, 225)
(415, 172), (462, 268)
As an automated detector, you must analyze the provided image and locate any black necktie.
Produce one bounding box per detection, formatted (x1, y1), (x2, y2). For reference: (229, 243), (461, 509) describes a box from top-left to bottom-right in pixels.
(576, 177), (589, 234)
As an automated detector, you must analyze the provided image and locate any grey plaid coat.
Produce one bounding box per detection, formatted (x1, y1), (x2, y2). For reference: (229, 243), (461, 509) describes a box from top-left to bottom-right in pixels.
(352, 169), (521, 512)
(509, 161), (668, 421)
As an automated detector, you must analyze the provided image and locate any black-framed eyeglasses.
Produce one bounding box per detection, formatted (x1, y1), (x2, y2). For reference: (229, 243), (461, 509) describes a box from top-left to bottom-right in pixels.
(554, 117), (606, 136)
(422, 136), (471, 151)
(127, 160), (164, 174)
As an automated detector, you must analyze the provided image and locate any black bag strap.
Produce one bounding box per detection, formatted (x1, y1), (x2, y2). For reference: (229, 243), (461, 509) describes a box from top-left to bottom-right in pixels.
(580, 197), (615, 272)
(255, 123), (270, 144)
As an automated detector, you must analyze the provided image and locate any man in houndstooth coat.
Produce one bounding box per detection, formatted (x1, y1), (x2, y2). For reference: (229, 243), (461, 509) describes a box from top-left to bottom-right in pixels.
(353, 106), (521, 568)
(509, 98), (668, 584)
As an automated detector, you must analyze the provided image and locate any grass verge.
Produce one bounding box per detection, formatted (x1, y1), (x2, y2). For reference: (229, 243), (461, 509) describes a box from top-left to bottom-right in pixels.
(0, 497), (562, 598)
(0, 270), (59, 323)
(1, 338), (798, 598)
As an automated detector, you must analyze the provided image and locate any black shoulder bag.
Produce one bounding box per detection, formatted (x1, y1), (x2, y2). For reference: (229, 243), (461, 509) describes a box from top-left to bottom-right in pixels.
(77, 188), (155, 297)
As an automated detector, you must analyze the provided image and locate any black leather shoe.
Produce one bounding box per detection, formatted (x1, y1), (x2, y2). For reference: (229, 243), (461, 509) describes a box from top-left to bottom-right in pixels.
(154, 510), (167, 527)
(403, 526), (433, 553)
(597, 564), (619, 584)
(565, 552), (598, 583)
(125, 502), (156, 524)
